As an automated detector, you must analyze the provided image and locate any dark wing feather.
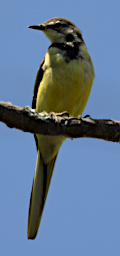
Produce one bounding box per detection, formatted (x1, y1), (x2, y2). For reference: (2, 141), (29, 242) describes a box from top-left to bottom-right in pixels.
(32, 56), (45, 109)
(32, 56), (45, 149)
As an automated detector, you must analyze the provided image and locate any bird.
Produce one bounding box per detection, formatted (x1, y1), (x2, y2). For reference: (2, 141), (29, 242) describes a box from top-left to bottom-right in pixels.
(27, 17), (95, 239)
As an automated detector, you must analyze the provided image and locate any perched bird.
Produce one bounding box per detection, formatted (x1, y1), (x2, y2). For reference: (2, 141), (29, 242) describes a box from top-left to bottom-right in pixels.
(28, 17), (95, 239)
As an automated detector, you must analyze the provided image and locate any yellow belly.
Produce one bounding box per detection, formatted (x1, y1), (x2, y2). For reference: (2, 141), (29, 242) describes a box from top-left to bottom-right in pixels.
(36, 53), (94, 116)
(36, 47), (94, 163)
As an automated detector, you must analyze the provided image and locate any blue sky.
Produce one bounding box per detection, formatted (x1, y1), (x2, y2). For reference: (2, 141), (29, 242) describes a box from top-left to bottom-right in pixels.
(0, 0), (120, 255)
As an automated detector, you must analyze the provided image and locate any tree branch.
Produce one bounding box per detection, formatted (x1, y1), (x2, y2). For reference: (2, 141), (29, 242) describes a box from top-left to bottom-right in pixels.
(0, 101), (120, 142)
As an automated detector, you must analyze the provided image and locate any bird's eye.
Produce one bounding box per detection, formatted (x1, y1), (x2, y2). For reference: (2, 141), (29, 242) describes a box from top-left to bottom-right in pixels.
(66, 33), (74, 42)
(54, 23), (62, 29)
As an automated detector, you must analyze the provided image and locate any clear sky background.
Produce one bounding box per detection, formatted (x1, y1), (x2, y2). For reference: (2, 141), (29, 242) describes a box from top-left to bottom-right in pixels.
(0, 0), (120, 255)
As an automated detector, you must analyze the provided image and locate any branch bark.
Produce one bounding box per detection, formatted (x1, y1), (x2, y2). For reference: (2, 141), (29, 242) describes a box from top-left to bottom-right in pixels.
(0, 101), (120, 142)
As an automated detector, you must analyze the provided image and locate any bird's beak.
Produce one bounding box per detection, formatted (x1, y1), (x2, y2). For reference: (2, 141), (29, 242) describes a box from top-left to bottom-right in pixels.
(28, 24), (45, 31)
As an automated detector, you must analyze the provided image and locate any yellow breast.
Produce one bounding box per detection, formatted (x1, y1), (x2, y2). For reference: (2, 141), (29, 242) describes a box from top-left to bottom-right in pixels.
(36, 45), (94, 163)
(36, 45), (94, 117)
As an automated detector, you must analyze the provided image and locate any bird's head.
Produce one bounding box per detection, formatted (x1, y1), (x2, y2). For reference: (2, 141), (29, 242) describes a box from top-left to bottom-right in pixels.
(28, 17), (84, 44)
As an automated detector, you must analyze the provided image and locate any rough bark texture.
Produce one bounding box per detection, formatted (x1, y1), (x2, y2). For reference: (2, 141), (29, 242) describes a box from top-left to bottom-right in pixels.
(0, 101), (120, 142)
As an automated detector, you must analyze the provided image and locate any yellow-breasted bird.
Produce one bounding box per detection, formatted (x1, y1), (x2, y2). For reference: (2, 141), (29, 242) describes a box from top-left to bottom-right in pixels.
(28, 17), (95, 239)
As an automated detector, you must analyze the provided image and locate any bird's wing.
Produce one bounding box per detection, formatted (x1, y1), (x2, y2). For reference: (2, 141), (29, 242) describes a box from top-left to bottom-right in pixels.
(32, 56), (45, 109)
(32, 56), (45, 149)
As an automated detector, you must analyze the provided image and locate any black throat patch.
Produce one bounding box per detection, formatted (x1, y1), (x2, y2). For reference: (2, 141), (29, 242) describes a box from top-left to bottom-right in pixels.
(49, 41), (84, 63)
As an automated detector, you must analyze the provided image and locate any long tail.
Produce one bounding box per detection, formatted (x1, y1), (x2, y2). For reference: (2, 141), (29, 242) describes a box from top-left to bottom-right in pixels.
(28, 150), (57, 239)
